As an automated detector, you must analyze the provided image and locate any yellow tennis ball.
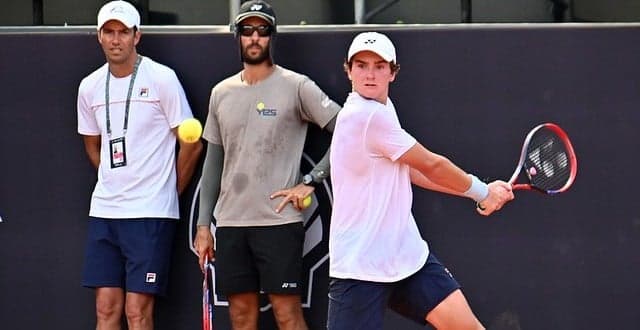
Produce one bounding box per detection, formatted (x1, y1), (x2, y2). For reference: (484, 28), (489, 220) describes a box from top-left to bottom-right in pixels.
(302, 196), (312, 209)
(178, 118), (202, 143)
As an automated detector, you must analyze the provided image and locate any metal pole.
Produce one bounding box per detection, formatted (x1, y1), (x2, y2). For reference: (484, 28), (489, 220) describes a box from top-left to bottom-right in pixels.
(354, 0), (365, 24)
(363, 0), (399, 23)
(33, 0), (43, 25)
(461, 0), (471, 23)
(137, 0), (149, 25)
(549, 0), (569, 22)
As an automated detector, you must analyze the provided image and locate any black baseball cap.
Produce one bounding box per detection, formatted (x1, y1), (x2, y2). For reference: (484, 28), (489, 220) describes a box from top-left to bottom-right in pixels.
(234, 0), (276, 27)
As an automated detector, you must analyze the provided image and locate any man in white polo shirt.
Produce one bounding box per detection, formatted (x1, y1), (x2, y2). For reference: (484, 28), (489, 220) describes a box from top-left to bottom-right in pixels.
(76, 1), (202, 329)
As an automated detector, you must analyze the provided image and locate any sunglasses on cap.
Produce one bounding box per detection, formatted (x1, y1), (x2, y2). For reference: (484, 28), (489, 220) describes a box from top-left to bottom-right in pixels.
(238, 25), (273, 37)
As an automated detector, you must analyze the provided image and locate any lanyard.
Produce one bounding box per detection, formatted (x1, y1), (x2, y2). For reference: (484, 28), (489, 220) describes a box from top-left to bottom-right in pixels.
(105, 55), (142, 138)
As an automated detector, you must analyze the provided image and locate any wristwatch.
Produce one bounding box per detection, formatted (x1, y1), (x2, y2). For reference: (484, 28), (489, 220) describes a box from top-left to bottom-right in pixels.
(302, 174), (318, 187)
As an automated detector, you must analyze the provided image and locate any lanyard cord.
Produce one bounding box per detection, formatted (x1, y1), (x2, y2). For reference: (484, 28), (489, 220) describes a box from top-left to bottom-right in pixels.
(105, 55), (142, 138)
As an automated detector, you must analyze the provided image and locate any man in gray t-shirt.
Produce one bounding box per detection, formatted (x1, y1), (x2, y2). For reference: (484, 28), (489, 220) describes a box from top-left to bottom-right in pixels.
(193, 1), (340, 329)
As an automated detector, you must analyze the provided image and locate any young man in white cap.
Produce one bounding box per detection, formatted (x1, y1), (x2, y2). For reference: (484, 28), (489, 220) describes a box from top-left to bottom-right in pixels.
(77, 1), (202, 329)
(193, 1), (340, 329)
(327, 31), (515, 329)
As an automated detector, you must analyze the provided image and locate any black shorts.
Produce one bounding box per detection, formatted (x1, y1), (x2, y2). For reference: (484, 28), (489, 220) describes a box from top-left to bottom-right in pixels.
(215, 222), (304, 296)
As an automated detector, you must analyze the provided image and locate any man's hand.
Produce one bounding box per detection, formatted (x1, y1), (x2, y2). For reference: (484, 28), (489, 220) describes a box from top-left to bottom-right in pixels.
(194, 225), (215, 272)
(270, 183), (315, 213)
(476, 180), (514, 216)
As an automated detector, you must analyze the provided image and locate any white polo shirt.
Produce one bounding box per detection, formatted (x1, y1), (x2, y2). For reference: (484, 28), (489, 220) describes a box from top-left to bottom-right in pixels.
(77, 56), (193, 219)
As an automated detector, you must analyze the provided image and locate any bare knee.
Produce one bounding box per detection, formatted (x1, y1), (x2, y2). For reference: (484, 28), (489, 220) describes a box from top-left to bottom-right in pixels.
(272, 303), (298, 324)
(124, 292), (154, 329)
(96, 300), (123, 324)
(430, 315), (484, 330)
(228, 293), (259, 329)
(123, 305), (149, 326)
(96, 288), (124, 325)
(229, 306), (256, 328)
(426, 289), (484, 330)
(270, 294), (307, 330)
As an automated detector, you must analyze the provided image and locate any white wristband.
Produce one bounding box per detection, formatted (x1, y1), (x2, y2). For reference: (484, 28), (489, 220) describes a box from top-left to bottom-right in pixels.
(464, 174), (489, 202)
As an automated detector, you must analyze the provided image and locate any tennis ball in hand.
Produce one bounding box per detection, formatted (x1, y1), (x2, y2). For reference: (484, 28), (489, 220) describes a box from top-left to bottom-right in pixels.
(178, 118), (202, 143)
(302, 196), (312, 209)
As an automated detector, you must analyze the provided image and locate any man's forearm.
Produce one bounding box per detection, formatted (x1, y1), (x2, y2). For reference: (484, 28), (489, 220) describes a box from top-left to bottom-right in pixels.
(197, 143), (224, 226)
(176, 141), (203, 195)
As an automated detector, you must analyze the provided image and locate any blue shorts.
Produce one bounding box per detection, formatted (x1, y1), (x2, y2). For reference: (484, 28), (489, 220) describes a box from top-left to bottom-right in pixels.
(327, 252), (461, 330)
(81, 217), (177, 296)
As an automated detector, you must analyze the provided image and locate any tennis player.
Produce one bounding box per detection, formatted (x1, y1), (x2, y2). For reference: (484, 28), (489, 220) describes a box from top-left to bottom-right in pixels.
(327, 31), (514, 330)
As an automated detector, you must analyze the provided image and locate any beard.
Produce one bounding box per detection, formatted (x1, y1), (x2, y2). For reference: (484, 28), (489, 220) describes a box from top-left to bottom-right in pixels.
(241, 42), (271, 65)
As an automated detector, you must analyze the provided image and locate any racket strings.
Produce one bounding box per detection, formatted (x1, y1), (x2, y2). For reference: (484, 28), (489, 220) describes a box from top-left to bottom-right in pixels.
(523, 129), (572, 191)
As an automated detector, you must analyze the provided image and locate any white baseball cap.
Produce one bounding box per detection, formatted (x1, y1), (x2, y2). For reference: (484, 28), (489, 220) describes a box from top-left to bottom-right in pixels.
(347, 32), (396, 63)
(97, 0), (141, 31)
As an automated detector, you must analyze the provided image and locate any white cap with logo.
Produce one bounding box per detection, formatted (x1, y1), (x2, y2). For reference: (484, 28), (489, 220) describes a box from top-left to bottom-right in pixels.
(347, 32), (397, 63)
(97, 0), (141, 31)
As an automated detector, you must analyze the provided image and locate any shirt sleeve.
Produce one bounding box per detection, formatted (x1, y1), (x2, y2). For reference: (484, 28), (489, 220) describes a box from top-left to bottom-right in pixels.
(364, 107), (417, 161)
(77, 80), (100, 136)
(157, 69), (193, 128)
(202, 86), (222, 145)
(297, 77), (341, 128)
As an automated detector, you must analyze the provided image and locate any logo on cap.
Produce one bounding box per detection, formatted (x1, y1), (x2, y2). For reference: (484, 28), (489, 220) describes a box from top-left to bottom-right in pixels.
(111, 5), (126, 14)
(250, 4), (263, 11)
(347, 32), (397, 63)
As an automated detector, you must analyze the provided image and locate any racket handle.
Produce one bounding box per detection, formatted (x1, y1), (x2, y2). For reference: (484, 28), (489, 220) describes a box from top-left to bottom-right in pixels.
(511, 183), (532, 190)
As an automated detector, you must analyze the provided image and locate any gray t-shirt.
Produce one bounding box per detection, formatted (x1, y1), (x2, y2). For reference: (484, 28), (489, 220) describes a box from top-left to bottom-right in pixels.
(203, 65), (341, 227)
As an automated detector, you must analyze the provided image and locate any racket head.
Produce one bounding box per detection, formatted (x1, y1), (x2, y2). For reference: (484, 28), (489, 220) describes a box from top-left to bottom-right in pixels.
(509, 123), (577, 194)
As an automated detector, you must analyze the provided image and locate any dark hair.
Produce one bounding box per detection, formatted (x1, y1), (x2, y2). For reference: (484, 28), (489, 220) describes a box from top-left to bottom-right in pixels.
(343, 59), (400, 75)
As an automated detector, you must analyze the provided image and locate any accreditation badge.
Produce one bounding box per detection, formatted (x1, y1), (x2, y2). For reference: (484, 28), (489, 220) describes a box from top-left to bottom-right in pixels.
(109, 136), (127, 168)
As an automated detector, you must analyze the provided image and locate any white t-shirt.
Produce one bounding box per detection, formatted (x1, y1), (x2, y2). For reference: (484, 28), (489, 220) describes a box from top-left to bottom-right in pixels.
(329, 92), (429, 282)
(77, 56), (193, 219)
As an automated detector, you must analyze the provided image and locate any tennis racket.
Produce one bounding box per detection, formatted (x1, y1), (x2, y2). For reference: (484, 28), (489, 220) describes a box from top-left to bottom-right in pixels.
(509, 123), (577, 193)
(202, 257), (214, 330)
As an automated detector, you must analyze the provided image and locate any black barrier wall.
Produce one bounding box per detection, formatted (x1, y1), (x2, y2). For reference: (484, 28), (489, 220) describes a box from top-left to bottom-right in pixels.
(1, 24), (640, 329)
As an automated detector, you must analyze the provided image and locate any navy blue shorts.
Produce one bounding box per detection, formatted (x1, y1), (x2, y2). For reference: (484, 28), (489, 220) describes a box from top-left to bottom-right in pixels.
(214, 222), (304, 296)
(327, 252), (461, 330)
(81, 217), (177, 296)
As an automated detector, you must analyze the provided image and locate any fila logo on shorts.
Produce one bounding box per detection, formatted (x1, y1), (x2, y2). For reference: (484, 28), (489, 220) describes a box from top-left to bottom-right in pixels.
(146, 273), (157, 283)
